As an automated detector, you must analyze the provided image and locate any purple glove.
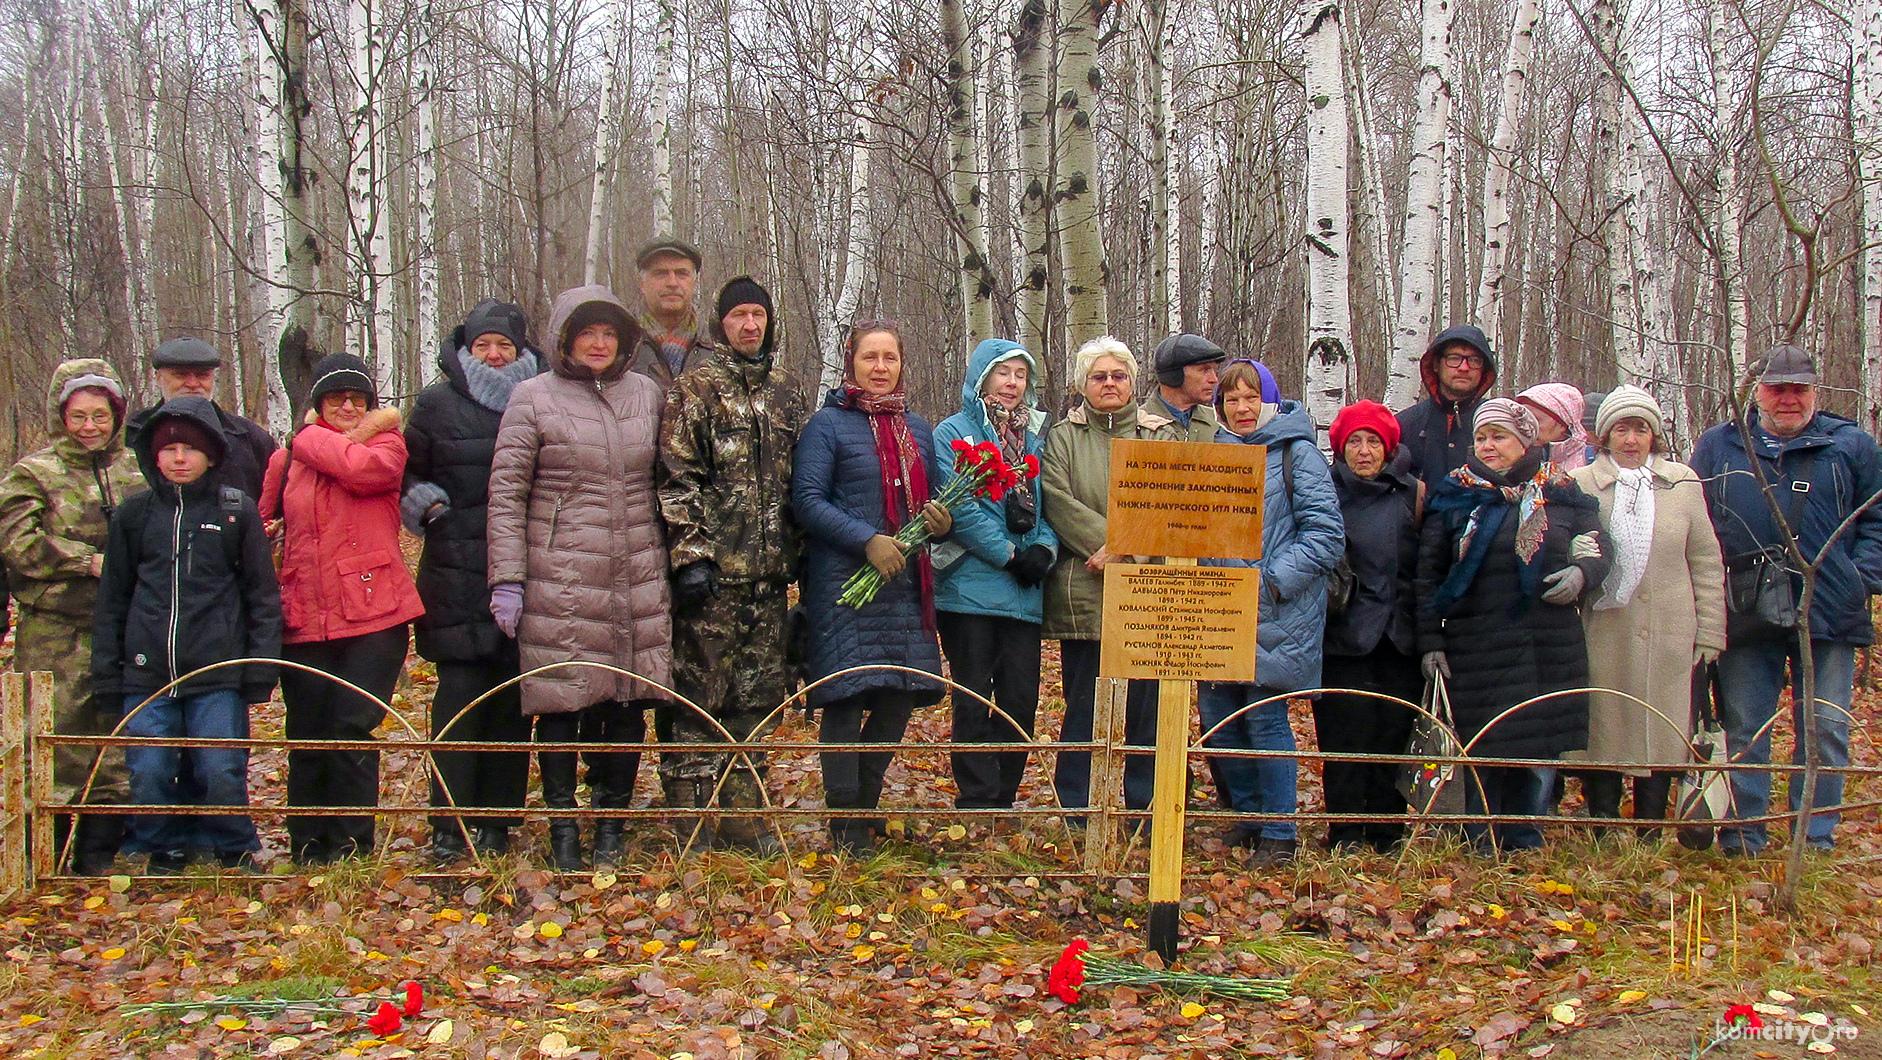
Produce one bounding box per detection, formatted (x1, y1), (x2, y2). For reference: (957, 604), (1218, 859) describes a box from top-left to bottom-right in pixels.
(490, 583), (525, 638)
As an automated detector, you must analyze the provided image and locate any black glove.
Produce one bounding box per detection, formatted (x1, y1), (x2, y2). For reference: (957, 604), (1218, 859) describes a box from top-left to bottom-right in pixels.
(1005, 544), (1054, 589)
(672, 560), (721, 609)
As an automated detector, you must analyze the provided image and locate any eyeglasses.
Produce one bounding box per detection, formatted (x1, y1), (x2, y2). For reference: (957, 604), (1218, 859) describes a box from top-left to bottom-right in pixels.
(323, 394), (371, 409)
(65, 412), (114, 427)
(1086, 371), (1131, 384)
(1441, 354), (1485, 369)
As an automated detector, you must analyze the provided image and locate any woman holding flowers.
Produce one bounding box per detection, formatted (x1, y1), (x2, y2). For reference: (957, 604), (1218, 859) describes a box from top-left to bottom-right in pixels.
(793, 322), (953, 852)
(930, 339), (1057, 815)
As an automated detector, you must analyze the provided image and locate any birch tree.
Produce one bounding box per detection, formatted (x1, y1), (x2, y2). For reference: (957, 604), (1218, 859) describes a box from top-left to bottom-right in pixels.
(1384, 0), (1453, 410)
(1855, 0), (1882, 434)
(413, 5), (440, 375)
(583, 0), (629, 285)
(1055, 0), (1109, 342)
(250, 0), (307, 427)
(941, 0), (998, 345)
(1300, 0), (1352, 429)
(1473, 0), (1540, 349)
(1013, 0), (1051, 352)
(823, 111), (875, 390)
(651, 0), (678, 236)
(346, 0), (395, 393)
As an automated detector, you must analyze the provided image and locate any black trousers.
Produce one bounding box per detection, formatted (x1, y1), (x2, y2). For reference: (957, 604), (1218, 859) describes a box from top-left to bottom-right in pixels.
(429, 659), (530, 831)
(1314, 648), (1422, 848)
(281, 625), (409, 857)
(535, 700), (650, 811)
(938, 611), (1041, 809)
(818, 689), (917, 818)
(1053, 639), (1159, 811)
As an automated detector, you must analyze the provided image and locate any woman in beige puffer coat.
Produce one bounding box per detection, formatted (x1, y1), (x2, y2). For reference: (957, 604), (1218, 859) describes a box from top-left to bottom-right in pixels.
(487, 285), (671, 871)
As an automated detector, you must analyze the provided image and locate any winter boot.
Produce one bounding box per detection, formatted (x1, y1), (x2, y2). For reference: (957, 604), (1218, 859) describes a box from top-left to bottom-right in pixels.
(1633, 772), (1676, 841)
(540, 752), (586, 873)
(431, 823), (470, 865)
(1582, 772), (1624, 841)
(662, 777), (716, 852)
(472, 825), (510, 856)
(71, 813), (124, 876)
(715, 770), (780, 858)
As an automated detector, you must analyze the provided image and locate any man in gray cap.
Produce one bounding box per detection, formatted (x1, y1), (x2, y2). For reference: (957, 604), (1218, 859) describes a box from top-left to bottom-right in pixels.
(628, 237), (714, 389)
(128, 337), (277, 500)
(1691, 344), (1882, 856)
(1151, 333), (1226, 442)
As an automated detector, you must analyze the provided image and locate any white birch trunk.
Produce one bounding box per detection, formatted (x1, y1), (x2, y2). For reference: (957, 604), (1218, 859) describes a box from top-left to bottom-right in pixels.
(1342, 9), (1396, 338)
(1384, 0), (1453, 410)
(1301, 0), (1352, 431)
(1055, 0), (1108, 341)
(583, 0), (628, 286)
(942, 0), (997, 345)
(346, 0), (393, 393)
(1014, 0), (1051, 353)
(1474, 0), (1540, 348)
(1855, 0), (1882, 433)
(253, 0), (308, 427)
(1145, 2), (1176, 336)
(823, 114), (874, 391)
(414, 11), (440, 384)
(651, 0), (678, 235)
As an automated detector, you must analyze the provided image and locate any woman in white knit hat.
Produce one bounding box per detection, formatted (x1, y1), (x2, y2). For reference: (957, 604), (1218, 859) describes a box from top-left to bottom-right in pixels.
(1568, 385), (1727, 836)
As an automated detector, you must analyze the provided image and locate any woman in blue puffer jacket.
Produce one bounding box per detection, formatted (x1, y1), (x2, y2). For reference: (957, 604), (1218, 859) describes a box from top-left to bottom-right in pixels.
(931, 339), (1058, 813)
(1196, 359), (1345, 865)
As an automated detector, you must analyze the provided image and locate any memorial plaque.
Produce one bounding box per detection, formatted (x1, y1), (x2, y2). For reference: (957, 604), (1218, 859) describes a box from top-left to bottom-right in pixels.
(1098, 564), (1260, 681)
(1104, 439), (1265, 559)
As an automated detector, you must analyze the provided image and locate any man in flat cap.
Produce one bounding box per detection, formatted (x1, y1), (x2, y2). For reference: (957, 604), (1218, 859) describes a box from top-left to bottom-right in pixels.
(127, 337), (277, 500)
(1692, 345), (1882, 856)
(1151, 333), (1226, 442)
(629, 237), (715, 389)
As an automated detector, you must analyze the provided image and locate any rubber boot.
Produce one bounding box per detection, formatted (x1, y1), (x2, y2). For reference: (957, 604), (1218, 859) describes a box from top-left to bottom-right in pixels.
(1634, 772), (1676, 840)
(1582, 772), (1624, 841)
(72, 813), (124, 876)
(715, 768), (780, 857)
(540, 751), (586, 872)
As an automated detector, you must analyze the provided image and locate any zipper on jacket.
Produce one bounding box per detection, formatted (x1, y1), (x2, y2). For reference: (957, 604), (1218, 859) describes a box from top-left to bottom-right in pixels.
(549, 497), (563, 547)
(168, 485), (184, 681)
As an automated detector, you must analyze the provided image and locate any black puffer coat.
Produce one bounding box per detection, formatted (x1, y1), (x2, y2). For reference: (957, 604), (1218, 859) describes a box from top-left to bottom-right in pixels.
(791, 389), (945, 710)
(1415, 450), (1608, 758)
(403, 319), (544, 663)
(1324, 456), (1421, 658)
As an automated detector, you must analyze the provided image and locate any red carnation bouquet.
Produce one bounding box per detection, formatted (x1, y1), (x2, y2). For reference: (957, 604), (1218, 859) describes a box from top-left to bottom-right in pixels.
(1044, 940), (1290, 1004)
(837, 439), (1040, 608)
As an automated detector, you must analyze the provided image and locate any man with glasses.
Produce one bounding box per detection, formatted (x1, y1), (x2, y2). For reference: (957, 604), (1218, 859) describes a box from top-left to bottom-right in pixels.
(127, 338), (277, 500)
(1395, 324), (1498, 486)
(1691, 345), (1882, 855)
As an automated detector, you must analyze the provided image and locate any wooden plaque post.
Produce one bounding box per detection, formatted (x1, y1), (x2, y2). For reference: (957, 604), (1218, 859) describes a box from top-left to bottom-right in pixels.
(1099, 439), (1265, 964)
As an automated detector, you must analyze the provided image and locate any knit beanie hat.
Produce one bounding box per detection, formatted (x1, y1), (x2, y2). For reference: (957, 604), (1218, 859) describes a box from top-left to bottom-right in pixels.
(58, 374), (126, 428)
(715, 276), (772, 322)
(308, 353), (379, 410)
(1594, 384), (1665, 444)
(460, 299), (530, 352)
(1474, 397), (1539, 447)
(1329, 399), (1401, 457)
(149, 415), (223, 462)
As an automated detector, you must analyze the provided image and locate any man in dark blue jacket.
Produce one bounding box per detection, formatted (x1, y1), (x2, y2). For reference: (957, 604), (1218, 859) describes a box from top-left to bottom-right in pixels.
(1691, 346), (1882, 854)
(1395, 324), (1498, 487)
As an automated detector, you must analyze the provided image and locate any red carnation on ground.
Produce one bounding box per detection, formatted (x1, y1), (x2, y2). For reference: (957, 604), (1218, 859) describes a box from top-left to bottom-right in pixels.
(401, 981), (424, 1017)
(1047, 940), (1089, 1003)
(367, 1000), (403, 1035)
(1723, 1004), (1762, 1030)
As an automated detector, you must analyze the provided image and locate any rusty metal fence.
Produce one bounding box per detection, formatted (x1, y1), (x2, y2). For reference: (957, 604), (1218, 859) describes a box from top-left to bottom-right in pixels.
(0, 660), (1867, 899)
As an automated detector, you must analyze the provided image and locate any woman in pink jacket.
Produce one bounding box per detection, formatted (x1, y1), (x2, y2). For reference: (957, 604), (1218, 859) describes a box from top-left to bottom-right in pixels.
(261, 353), (424, 864)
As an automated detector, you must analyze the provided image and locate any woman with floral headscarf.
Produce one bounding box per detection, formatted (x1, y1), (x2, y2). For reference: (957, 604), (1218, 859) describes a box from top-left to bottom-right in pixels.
(1415, 398), (1608, 852)
(793, 322), (953, 852)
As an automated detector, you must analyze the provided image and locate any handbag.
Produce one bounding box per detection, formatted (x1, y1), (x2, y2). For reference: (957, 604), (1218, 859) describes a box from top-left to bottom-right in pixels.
(1722, 451), (1815, 638)
(1398, 673), (1468, 816)
(1325, 550), (1358, 617)
(1676, 661), (1732, 850)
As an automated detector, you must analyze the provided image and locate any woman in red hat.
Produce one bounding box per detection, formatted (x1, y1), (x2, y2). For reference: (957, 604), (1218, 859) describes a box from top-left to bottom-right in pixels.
(1315, 401), (1425, 851)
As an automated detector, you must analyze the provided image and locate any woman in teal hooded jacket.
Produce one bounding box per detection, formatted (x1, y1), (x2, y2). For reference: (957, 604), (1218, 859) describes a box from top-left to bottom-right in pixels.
(930, 339), (1058, 810)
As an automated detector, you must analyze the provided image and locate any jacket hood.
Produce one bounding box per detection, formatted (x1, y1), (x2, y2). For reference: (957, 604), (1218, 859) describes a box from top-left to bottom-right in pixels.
(131, 395), (227, 494)
(1218, 399), (1317, 446)
(47, 358), (129, 449)
(546, 285), (643, 382)
(1420, 324), (1498, 402)
(707, 277), (779, 361)
(961, 339), (1046, 434)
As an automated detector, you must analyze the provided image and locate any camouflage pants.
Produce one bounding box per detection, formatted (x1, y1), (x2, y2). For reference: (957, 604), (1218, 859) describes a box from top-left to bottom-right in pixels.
(15, 606), (130, 805)
(657, 581), (793, 796)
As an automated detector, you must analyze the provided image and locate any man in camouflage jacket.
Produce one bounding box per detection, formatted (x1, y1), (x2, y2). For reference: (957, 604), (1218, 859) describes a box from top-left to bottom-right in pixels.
(657, 276), (808, 852)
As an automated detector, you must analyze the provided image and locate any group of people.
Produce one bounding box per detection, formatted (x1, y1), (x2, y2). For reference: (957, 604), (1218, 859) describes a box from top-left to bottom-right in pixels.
(3, 237), (1877, 874)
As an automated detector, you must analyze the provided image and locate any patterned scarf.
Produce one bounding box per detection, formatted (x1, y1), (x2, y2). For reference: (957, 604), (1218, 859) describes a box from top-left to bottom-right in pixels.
(1595, 463), (1656, 610)
(1428, 455), (1563, 615)
(639, 311), (698, 376)
(840, 383), (935, 629)
(984, 401), (1034, 508)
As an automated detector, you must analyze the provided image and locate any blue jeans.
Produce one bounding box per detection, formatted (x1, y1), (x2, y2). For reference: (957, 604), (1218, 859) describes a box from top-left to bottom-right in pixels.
(1716, 638), (1855, 851)
(124, 689), (257, 855)
(1197, 683), (1297, 841)
(1461, 766), (1555, 852)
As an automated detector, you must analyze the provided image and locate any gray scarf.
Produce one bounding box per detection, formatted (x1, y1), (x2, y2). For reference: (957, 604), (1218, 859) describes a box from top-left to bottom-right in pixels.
(457, 348), (538, 413)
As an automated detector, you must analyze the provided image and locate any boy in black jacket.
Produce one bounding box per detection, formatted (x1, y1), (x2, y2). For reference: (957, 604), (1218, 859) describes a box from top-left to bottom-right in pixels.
(93, 396), (282, 873)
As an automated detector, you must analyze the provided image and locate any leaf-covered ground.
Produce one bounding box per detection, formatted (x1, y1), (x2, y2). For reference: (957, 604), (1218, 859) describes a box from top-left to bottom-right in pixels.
(3, 639), (1878, 1059)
